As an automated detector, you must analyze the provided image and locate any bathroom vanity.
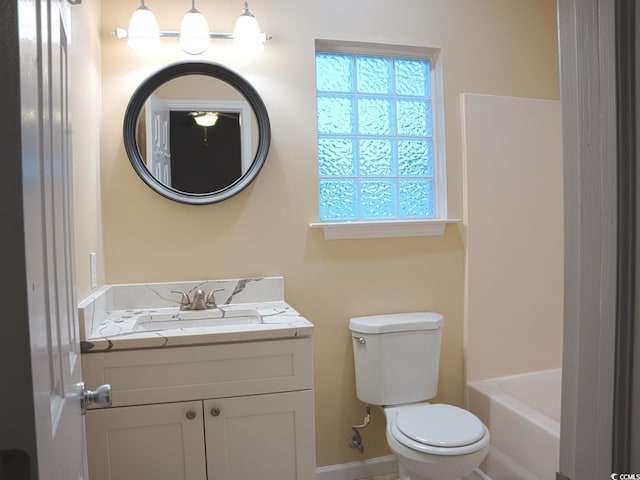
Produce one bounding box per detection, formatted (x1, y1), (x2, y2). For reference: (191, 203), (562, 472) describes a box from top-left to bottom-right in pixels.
(79, 277), (315, 480)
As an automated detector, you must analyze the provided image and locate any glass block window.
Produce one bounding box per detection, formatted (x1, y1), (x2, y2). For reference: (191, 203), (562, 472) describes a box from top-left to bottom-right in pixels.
(316, 51), (439, 221)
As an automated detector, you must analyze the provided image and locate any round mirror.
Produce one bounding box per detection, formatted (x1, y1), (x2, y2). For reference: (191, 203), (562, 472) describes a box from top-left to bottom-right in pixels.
(123, 62), (271, 204)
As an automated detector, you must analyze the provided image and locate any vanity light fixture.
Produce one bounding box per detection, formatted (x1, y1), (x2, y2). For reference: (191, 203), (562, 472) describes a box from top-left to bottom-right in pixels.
(126, 0), (160, 50)
(114, 1), (271, 55)
(233, 2), (264, 55)
(179, 1), (210, 55)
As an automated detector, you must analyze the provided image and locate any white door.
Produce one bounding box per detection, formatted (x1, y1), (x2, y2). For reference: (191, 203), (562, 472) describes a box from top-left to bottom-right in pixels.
(18, 0), (87, 478)
(146, 94), (172, 185)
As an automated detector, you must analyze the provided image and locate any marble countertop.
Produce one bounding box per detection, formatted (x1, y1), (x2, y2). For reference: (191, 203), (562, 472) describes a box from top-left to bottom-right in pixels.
(79, 277), (313, 353)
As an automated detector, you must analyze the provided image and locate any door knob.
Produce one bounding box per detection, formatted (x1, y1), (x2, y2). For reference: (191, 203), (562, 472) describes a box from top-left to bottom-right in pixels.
(80, 382), (112, 414)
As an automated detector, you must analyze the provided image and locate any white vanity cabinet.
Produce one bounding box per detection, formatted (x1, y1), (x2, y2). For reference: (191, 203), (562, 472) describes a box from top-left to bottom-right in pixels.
(203, 391), (314, 480)
(83, 337), (315, 480)
(85, 400), (208, 480)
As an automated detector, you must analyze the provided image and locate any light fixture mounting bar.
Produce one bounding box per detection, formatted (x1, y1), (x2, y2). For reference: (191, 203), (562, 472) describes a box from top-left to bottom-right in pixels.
(113, 29), (272, 41)
(159, 31), (234, 40)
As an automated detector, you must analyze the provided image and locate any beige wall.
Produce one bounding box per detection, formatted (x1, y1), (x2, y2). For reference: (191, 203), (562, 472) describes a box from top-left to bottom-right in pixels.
(462, 94), (563, 382)
(72, 0), (104, 300)
(96, 0), (559, 467)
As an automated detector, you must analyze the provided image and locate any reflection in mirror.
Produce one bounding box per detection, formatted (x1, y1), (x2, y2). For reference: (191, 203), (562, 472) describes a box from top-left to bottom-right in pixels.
(136, 75), (259, 194)
(123, 62), (270, 205)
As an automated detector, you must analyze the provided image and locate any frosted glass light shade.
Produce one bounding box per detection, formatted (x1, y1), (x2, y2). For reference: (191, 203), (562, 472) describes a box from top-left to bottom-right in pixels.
(233, 3), (264, 55)
(127, 3), (160, 50)
(179, 8), (210, 55)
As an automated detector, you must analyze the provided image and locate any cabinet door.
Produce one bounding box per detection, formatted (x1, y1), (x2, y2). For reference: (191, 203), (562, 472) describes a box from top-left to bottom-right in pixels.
(86, 401), (207, 480)
(205, 390), (316, 480)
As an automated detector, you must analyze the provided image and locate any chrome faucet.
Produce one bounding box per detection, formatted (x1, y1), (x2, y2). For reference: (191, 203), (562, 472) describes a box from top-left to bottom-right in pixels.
(172, 288), (224, 310)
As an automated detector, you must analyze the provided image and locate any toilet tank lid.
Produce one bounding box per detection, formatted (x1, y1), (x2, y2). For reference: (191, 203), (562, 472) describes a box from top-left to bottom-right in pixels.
(349, 312), (444, 334)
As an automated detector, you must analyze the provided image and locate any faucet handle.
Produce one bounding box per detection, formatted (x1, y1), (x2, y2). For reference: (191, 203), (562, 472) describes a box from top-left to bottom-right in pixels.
(171, 290), (191, 310)
(206, 288), (224, 308)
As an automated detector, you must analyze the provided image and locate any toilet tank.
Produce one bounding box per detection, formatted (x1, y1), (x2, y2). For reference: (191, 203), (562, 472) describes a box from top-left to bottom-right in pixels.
(349, 312), (444, 406)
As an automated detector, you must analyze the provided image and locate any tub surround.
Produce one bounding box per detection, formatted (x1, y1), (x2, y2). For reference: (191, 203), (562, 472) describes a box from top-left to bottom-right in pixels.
(78, 276), (313, 352)
(463, 95), (563, 383)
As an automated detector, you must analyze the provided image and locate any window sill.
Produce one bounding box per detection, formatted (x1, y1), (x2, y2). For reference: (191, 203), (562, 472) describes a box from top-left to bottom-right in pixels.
(308, 219), (460, 240)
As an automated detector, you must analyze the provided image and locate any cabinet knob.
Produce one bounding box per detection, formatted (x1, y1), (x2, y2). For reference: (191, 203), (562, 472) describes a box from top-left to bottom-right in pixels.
(186, 410), (197, 420)
(210, 407), (221, 417)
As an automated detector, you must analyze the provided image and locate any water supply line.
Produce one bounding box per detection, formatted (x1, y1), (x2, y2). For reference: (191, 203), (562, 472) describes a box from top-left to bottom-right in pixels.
(348, 406), (371, 453)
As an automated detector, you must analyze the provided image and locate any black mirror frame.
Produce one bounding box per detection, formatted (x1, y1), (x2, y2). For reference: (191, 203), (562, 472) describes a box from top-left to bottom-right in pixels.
(123, 61), (271, 205)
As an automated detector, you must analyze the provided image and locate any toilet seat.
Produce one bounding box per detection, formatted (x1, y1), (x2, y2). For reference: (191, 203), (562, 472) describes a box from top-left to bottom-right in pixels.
(389, 404), (489, 456)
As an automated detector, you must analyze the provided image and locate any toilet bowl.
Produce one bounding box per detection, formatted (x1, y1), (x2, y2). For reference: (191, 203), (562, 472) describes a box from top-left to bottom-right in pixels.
(383, 403), (490, 480)
(349, 312), (490, 480)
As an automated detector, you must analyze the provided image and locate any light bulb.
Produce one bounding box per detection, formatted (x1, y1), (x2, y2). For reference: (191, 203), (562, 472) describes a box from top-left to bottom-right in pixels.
(233, 2), (264, 55)
(127, 1), (160, 50)
(179, 1), (210, 55)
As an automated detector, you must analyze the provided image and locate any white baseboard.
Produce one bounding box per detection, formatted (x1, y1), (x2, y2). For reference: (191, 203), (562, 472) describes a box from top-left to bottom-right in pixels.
(316, 455), (398, 480)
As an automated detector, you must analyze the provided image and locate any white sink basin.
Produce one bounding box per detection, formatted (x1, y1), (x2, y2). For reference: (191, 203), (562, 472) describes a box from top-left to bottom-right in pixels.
(134, 308), (262, 331)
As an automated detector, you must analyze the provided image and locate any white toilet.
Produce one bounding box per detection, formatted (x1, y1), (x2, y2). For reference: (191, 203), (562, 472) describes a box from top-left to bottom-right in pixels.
(349, 312), (490, 480)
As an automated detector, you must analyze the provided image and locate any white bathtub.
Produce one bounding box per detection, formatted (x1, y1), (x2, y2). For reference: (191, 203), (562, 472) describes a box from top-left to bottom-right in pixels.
(467, 369), (561, 480)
